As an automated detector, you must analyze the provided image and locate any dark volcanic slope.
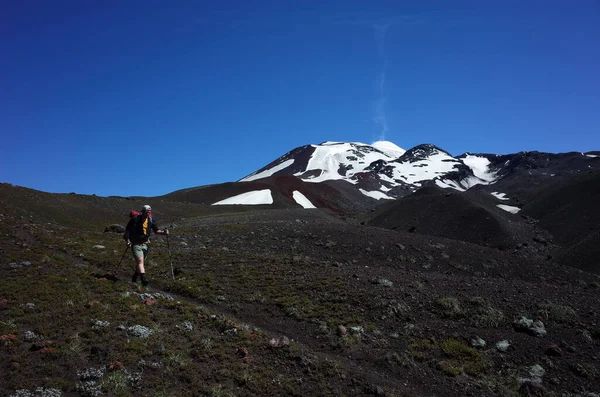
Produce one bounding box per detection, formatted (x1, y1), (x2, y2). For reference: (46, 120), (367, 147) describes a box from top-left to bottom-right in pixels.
(366, 186), (545, 251)
(555, 229), (600, 273)
(520, 171), (600, 273)
(163, 175), (376, 214)
(522, 170), (600, 245)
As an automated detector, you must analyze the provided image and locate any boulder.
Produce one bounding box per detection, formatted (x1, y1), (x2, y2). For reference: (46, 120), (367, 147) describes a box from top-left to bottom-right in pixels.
(104, 224), (125, 233)
(513, 317), (547, 337)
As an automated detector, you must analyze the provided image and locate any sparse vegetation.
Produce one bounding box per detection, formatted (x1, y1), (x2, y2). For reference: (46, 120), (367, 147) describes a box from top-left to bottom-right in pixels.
(1, 184), (599, 396)
(537, 301), (578, 324)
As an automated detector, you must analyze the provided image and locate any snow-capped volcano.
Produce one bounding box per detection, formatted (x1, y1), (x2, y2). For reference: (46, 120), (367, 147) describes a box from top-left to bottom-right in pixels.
(166, 141), (597, 211)
(239, 141), (500, 199)
(236, 141), (599, 205)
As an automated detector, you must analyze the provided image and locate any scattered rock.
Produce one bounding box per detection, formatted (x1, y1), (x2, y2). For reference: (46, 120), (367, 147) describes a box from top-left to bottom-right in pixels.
(92, 320), (110, 330)
(108, 361), (125, 372)
(337, 325), (348, 336)
(179, 321), (194, 332)
(496, 340), (510, 352)
(529, 364), (545, 378)
(372, 278), (393, 287)
(23, 331), (40, 341)
(237, 347), (249, 358)
(349, 326), (365, 335)
(127, 325), (153, 338)
(513, 317), (547, 337)
(471, 337), (486, 348)
(0, 334), (17, 345)
(269, 336), (290, 348)
(92, 245), (105, 249)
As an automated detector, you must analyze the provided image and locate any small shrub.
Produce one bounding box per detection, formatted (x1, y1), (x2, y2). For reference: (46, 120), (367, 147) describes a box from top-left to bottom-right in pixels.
(467, 298), (505, 328)
(0, 319), (17, 334)
(166, 353), (190, 369)
(537, 302), (577, 323)
(77, 366), (106, 381)
(438, 339), (490, 377)
(201, 337), (213, 350)
(102, 372), (128, 394)
(408, 338), (435, 361)
(9, 388), (62, 397)
(435, 297), (463, 318)
(437, 360), (461, 376)
(440, 339), (480, 360)
(338, 334), (361, 348)
(76, 381), (102, 397)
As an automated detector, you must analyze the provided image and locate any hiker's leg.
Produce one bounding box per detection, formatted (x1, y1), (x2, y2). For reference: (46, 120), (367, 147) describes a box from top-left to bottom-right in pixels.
(131, 244), (144, 282)
(136, 256), (145, 274)
(140, 245), (149, 286)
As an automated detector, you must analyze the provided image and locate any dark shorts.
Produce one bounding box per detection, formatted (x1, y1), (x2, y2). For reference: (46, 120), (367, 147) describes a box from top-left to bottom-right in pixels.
(132, 244), (148, 260)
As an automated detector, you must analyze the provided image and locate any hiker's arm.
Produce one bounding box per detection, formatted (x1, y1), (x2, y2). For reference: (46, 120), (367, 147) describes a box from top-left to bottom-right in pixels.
(152, 222), (169, 236)
(123, 218), (134, 246)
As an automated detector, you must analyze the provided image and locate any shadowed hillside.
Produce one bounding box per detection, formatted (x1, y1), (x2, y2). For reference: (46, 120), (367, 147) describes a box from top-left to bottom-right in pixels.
(521, 171), (600, 273)
(365, 186), (545, 251)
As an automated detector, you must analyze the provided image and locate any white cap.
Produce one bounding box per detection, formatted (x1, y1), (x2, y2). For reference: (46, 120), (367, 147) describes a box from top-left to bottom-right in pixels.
(141, 205), (152, 212)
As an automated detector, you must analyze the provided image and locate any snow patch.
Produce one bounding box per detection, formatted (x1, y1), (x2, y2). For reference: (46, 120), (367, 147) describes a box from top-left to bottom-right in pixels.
(299, 142), (394, 183)
(241, 159), (295, 182)
(462, 154), (496, 182)
(372, 140), (406, 158)
(292, 191), (316, 209)
(491, 192), (510, 201)
(497, 204), (520, 214)
(587, 154), (598, 158)
(435, 179), (466, 191)
(212, 189), (273, 205)
(460, 176), (486, 189)
(359, 189), (394, 200)
(391, 151), (462, 185)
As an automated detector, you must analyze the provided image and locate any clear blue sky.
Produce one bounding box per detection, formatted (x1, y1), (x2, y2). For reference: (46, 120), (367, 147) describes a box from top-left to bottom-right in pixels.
(1, 1), (599, 197)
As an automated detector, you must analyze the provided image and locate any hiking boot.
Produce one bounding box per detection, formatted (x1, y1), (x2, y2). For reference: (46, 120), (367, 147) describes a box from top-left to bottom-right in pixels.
(131, 272), (139, 283)
(140, 274), (149, 287)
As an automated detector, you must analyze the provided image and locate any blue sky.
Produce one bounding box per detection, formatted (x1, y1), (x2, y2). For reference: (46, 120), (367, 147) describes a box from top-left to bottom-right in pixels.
(1, 1), (599, 197)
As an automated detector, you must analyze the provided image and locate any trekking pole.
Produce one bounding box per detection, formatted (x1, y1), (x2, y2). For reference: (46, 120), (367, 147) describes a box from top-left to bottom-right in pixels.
(114, 246), (129, 276)
(166, 228), (174, 280)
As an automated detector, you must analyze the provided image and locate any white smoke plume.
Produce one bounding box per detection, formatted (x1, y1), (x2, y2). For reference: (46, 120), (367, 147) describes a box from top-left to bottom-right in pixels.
(373, 23), (391, 141)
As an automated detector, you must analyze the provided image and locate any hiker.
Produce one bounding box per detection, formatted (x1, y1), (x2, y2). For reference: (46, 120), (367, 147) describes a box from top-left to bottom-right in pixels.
(123, 205), (169, 286)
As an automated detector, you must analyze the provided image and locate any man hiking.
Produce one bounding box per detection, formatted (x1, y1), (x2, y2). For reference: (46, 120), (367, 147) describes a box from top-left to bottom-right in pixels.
(123, 205), (169, 286)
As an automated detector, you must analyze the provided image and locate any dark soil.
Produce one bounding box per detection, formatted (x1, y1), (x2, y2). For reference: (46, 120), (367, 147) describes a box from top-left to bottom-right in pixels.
(0, 183), (599, 396)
